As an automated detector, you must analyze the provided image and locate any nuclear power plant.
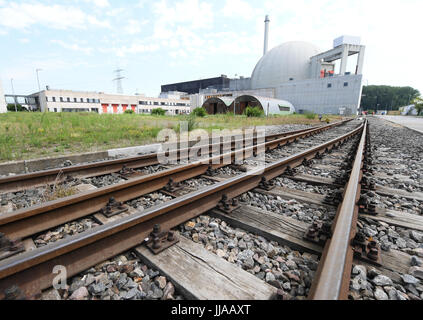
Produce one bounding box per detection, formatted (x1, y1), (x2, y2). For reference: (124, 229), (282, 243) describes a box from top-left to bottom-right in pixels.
(162, 15), (366, 115)
(1, 15), (366, 116)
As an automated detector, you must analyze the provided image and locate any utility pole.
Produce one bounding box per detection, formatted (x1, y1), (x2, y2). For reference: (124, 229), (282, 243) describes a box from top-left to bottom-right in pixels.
(113, 69), (125, 94)
(233, 74), (237, 114)
(10, 78), (17, 112)
(36, 68), (42, 92)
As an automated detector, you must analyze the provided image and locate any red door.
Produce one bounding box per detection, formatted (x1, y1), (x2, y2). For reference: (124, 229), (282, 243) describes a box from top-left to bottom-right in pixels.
(131, 104), (136, 112)
(112, 104), (118, 113)
(122, 104), (128, 112)
(102, 104), (108, 113)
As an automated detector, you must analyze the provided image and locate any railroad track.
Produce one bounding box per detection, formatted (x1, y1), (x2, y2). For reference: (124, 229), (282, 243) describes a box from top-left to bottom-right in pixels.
(0, 118), (367, 299)
(0, 125), (331, 194)
(6, 117), (419, 301)
(0, 119), (354, 241)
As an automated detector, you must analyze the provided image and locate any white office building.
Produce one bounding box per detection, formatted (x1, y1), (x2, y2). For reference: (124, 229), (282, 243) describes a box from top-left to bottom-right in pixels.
(29, 89), (191, 115)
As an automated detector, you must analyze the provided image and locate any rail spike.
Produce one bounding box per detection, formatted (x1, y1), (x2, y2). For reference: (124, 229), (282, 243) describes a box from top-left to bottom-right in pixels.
(217, 194), (239, 214)
(145, 223), (179, 254)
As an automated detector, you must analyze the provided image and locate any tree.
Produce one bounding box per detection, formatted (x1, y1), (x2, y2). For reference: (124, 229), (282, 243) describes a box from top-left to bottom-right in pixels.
(7, 103), (24, 112)
(151, 108), (166, 116)
(360, 85), (420, 111)
(244, 106), (264, 117)
(191, 107), (206, 117)
(413, 97), (423, 116)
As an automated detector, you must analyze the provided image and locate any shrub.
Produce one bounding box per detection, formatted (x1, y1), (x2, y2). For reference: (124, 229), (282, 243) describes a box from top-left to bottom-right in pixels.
(173, 114), (197, 132)
(192, 107), (207, 117)
(244, 106), (264, 117)
(187, 114), (197, 131)
(7, 103), (25, 112)
(304, 111), (316, 119)
(124, 109), (134, 114)
(151, 108), (166, 116)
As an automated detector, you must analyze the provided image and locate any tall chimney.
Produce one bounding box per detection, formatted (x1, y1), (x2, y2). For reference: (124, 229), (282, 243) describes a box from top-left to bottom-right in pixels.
(263, 15), (270, 56)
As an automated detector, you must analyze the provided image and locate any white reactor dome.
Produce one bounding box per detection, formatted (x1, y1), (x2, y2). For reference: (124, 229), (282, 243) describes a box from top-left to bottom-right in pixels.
(250, 41), (320, 89)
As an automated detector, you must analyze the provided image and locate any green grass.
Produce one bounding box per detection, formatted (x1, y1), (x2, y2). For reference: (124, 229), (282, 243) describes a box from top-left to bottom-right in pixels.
(0, 112), (343, 162)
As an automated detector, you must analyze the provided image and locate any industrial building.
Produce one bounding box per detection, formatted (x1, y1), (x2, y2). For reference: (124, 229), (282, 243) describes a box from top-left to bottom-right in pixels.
(202, 95), (294, 115)
(161, 16), (366, 115)
(8, 88), (191, 115)
(161, 76), (230, 95)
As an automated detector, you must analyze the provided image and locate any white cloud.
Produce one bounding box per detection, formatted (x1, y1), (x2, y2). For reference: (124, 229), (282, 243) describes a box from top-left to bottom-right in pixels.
(51, 40), (94, 55)
(99, 41), (160, 57)
(152, 0), (214, 39)
(222, 0), (255, 19)
(0, 3), (110, 30)
(261, 0), (423, 91)
(84, 0), (110, 8)
(106, 7), (126, 17)
(123, 19), (148, 35)
(136, 0), (148, 8)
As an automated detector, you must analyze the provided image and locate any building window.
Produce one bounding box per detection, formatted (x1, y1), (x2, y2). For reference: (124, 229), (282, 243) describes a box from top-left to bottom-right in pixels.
(279, 105), (290, 111)
(67, 97), (70, 102)
(46, 97), (48, 101)
(344, 82), (348, 87)
(60, 97), (63, 102)
(81, 98), (83, 102)
(327, 83), (332, 88)
(74, 98), (77, 102)
(52, 97), (56, 102)
(54, 108), (57, 112)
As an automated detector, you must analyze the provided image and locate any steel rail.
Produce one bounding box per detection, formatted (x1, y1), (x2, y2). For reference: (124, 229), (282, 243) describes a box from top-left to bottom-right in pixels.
(308, 120), (367, 300)
(0, 126), (325, 194)
(0, 121), (364, 298)
(0, 120), (353, 240)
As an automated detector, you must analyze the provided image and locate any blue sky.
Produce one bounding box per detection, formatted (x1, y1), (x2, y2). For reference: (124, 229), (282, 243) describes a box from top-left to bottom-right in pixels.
(0, 0), (422, 97)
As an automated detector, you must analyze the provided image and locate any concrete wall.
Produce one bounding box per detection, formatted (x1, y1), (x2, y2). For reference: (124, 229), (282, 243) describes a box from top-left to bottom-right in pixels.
(205, 74), (362, 115)
(229, 77), (252, 91)
(274, 74), (363, 114)
(189, 94), (205, 109)
(0, 79), (7, 113)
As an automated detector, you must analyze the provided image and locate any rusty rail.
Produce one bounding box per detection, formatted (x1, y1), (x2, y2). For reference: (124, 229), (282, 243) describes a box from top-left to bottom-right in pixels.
(0, 121), (364, 298)
(0, 120), (353, 240)
(308, 120), (368, 300)
(0, 125), (327, 194)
